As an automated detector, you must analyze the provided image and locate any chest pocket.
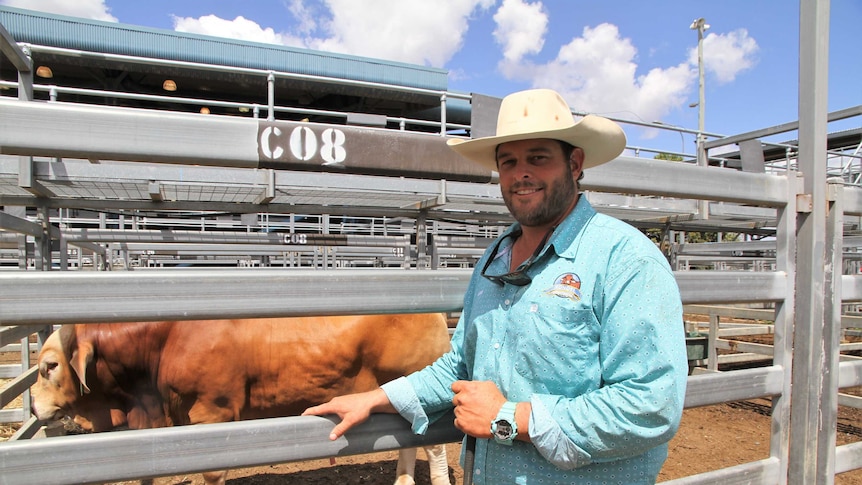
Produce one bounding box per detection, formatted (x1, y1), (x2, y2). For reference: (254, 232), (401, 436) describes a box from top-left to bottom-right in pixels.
(511, 302), (601, 396)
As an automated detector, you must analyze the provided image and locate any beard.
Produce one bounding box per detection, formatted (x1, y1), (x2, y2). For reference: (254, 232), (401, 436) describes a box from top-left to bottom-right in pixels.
(502, 173), (577, 227)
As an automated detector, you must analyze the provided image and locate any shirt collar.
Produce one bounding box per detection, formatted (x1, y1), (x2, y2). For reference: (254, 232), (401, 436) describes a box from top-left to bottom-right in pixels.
(552, 196), (596, 258)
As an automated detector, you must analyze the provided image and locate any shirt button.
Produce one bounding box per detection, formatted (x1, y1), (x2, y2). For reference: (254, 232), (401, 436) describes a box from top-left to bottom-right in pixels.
(504, 299), (511, 305)
(494, 343), (500, 349)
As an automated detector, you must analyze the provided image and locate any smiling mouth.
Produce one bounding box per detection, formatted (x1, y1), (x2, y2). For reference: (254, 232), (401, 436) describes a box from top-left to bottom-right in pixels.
(513, 187), (542, 197)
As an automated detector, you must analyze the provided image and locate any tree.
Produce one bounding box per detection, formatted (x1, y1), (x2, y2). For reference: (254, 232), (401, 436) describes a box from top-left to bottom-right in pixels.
(654, 152), (684, 162)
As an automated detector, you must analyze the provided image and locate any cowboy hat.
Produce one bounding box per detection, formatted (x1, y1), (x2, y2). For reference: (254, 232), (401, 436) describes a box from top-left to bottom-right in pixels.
(447, 89), (626, 173)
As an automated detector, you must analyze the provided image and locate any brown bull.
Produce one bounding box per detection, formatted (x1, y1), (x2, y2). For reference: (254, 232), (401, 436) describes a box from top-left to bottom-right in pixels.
(32, 314), (453, 485)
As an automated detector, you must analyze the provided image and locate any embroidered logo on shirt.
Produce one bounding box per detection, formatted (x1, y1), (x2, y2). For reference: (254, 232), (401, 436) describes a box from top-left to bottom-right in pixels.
(545, 273), (582, 301)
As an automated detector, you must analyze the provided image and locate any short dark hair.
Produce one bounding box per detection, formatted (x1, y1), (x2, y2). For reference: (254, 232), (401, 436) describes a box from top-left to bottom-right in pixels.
(557, 140), (585, 181)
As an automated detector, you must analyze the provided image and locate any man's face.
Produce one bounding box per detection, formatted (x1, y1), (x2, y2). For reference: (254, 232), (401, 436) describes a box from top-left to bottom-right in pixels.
(495, 138), (583, 228)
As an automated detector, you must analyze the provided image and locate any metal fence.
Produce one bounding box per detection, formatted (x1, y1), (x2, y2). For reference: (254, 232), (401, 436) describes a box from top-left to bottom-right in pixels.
(2, 153), (861, 484)
(1, 2), (861, 483)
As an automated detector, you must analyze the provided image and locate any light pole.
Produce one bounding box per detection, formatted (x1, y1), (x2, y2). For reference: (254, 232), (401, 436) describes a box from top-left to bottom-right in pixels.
(690, 17), (709, 223)
(690, 17), (709, 167)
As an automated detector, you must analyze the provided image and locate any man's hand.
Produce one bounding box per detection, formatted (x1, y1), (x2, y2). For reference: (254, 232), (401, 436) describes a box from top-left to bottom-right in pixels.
(302, 388), (396, 440)
(451, 380), (506, 438)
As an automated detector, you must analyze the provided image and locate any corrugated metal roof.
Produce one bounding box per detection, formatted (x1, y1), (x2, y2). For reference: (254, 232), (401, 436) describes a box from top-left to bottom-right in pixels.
(0, 5), (449, 91)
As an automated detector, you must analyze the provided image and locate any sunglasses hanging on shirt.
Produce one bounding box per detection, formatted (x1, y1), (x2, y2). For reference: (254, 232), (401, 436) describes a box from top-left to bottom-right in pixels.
(481, 226), (555, 287)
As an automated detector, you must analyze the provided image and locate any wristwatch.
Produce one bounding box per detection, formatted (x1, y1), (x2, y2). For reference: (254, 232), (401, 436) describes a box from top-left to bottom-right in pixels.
(491, 401), (518, 445)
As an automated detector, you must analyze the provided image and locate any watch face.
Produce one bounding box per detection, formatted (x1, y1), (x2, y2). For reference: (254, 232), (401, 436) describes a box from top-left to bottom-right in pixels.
(494, 420), (513, 439)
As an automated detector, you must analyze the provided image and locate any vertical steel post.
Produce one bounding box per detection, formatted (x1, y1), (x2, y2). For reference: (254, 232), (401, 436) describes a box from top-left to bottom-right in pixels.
(707, 313), (719, 371)
(416, 211), (428, 269)
(820, 178), (844, 481)
(788, 0), (831, 483)
(33, 205), (50, 270)
(772, 170), (801, 485)
(17, 45), (35, 186)
(440, 93), (447, 135)
(19, 334), (32, 421)
(267, 71), (275, 121)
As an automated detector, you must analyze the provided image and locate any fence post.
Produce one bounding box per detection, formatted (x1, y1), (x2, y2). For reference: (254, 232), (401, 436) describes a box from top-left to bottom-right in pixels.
(787, 0), (831, 483)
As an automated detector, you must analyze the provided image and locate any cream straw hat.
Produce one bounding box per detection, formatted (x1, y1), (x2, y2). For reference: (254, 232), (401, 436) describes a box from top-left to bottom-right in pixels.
(447, 89), (626, 173)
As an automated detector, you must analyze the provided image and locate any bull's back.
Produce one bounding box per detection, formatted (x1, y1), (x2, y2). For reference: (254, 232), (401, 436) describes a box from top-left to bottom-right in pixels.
(159, 313), (450, 421)
(355, 313), (450, 377)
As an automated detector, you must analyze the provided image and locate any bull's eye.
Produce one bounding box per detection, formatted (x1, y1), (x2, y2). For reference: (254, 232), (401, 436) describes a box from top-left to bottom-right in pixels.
(39, 361), (58, 377)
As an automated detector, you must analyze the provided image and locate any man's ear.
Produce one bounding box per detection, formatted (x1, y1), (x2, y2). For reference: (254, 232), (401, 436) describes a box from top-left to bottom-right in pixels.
(570, 147), (585, 178)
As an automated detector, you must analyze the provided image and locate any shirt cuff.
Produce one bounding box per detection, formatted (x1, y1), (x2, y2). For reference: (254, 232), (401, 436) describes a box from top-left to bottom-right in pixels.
(381, 377), (430, 435)
(529, 396), (592, 470)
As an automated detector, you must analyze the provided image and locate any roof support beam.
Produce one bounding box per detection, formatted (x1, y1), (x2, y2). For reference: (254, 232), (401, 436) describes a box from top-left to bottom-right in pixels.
(0, 210), (41, 236)
(0, 21), (29, 72)
(148, 181), (164, 202)
(254, 169), (275, 204)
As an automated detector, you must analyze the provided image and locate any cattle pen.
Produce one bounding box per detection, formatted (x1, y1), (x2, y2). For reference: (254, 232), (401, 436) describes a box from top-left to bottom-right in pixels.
(1, 2), (862, 484)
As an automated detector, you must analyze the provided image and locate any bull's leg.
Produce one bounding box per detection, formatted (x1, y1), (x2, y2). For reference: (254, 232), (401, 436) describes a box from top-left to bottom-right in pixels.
(201, 469), (228, 485)
(184, 398), (235, 485)
(424, 444), (452, 485)
(136, 466), (226, 484)
(394, 447), (418, 485)
(186, 401), (237, 425)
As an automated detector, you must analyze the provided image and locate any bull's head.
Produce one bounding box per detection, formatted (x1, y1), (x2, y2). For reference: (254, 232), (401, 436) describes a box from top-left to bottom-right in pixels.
(31, 325), (121, 432)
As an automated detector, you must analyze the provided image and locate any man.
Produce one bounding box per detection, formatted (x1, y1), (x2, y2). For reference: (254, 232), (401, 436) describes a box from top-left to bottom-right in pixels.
(304, 89), (688, 484)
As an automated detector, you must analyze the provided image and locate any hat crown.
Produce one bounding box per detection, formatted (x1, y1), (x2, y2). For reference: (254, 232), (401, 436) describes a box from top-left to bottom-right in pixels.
(496, 89), (577, 137)
(446, 88), (625, 173)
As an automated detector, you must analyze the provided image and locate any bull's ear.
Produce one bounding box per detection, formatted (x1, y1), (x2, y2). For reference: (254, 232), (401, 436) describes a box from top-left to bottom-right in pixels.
(69, 342), (94, 394)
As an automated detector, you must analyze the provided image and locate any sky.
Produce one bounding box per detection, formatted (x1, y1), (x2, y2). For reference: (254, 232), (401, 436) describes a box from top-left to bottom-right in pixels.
(2, 0), (860, 156)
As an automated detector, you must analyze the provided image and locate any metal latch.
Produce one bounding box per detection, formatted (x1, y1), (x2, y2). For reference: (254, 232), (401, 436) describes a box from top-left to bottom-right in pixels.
(796, 193), (813, 213)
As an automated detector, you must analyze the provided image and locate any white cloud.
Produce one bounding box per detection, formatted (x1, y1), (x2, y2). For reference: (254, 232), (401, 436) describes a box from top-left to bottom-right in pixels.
(487, 5), (758, 129)
(0, 0), (116, 21)
(171, 0), (494, 68)
(309, 0), (494, 67)
(285, 0), (319, 36)
(691, 29), (759, 84)
(172, 14), (305, 47)
(4, 0), (494, 68)
(492, 0), (547, 63)
(504, 23), (694, 125)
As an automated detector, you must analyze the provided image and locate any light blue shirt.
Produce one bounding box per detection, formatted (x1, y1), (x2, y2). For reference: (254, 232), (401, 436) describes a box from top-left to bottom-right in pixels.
(382, 196), (688, 484)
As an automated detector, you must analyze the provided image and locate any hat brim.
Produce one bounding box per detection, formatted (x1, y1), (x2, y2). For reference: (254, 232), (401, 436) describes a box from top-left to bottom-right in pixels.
(447, 114), (626, 173)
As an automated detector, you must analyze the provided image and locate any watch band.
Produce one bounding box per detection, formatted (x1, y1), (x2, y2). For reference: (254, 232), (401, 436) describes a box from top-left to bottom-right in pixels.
(491, 401), (518, 445)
